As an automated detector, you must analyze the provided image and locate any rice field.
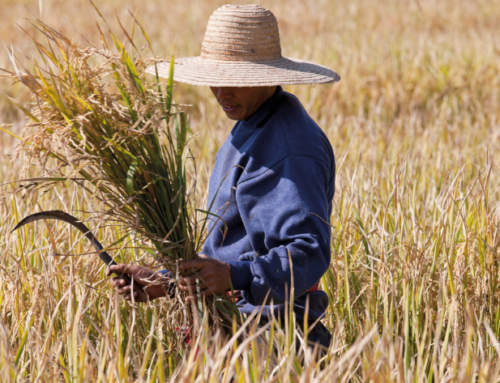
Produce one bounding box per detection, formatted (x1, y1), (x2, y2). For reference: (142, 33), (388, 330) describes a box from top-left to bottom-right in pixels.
(0, 0), (499, 381)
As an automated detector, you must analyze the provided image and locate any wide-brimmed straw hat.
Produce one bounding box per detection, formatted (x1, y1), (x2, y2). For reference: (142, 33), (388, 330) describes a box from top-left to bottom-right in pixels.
(147, 4), (340, 87)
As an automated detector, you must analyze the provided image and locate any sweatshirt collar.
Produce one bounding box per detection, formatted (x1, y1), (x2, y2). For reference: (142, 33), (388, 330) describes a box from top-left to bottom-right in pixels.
(240, 86), (284, 128)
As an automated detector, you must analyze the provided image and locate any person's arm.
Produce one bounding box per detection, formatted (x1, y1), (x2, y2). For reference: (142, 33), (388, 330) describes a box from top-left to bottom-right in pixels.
(229, 155), (333, 306)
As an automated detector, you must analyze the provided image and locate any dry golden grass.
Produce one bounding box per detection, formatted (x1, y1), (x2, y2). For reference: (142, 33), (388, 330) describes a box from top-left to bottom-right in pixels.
(0, 0), (500, 381)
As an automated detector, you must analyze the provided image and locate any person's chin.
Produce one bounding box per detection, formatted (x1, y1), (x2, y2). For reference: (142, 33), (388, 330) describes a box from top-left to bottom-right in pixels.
(223, 109), (243, 120)
(224, 113), (241, 121)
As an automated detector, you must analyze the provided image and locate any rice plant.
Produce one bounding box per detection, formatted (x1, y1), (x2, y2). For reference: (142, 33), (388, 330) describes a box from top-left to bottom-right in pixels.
(1, 14), (195, 266)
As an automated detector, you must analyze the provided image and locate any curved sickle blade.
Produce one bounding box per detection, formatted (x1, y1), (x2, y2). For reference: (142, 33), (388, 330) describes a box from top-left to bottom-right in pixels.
(12, 210), (131, 285)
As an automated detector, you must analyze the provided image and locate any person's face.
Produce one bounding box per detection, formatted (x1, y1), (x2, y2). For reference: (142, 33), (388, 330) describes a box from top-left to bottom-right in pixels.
(210, 86), (277, 121)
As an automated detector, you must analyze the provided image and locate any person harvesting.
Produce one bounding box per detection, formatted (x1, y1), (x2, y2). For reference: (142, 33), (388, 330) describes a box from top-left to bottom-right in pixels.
(108, 4), (340, 350)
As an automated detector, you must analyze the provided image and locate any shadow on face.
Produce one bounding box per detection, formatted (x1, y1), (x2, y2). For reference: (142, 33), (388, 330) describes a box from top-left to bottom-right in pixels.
(210, 86), (277, 121)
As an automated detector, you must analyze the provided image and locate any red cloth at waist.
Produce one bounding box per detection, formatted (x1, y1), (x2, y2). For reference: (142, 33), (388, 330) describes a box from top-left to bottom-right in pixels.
(308, 281), (320, 293)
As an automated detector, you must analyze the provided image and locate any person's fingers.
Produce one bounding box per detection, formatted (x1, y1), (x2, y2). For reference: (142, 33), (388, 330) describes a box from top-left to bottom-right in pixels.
(114, 281), (144, 294)
(178, 278), (213, 292)
(135, 289), (149, 302)
(108, 264), (161, 302)
(122, 293), (132, 301)
(179, 275), (198, 286)
(185, 293), (199, 302)
(108, 265), (127, 276)
(109, 263), (128, 274)
(112, 264), (141, 281)
(108, 264), (135, 286)
(111, 278), (129, 289)
(184, 281), (217, 297)
(179, 259), (206, 271)
(179, 267), (229, 294)
(201, 288), (214, 297)
(179, 264), (218, 286)
(123, 289), (149, 302)
(118, 284), (134, 294)
(179, 274), (210, 289)
(110, 277), (128, 288)
(110, 264), (152, 288)
(123, 282), (146, 292)
(185, 288), (213, 302)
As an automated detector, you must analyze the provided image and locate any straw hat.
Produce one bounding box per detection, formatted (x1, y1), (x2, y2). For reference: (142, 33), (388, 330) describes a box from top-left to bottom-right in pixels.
(147, 4), (340, 87)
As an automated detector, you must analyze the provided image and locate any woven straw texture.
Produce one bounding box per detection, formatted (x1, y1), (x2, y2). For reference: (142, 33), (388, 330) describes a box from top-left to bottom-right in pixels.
(147, 4), (340, 87)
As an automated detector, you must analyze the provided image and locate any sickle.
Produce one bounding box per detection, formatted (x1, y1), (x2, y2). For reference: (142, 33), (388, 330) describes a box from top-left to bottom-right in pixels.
(12, 210), (132, 285)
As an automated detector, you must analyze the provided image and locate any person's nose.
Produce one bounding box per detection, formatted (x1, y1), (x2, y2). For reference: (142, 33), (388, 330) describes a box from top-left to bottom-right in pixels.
(214, 87), (232, 100)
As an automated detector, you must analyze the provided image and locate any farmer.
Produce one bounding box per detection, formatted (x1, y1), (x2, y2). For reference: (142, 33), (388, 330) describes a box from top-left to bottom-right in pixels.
(107, 4), (339, 350)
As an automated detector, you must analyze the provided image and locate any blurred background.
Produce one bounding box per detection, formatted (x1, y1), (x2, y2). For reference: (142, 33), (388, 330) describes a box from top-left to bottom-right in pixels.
(3, 0), (499, 194)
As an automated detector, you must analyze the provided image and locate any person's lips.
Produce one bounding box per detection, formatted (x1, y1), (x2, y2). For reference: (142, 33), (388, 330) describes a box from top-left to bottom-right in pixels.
(220, 104), (239, 114)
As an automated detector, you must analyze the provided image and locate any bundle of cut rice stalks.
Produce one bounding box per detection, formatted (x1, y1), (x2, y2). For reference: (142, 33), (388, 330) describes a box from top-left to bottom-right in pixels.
(0, 12), (240, 335)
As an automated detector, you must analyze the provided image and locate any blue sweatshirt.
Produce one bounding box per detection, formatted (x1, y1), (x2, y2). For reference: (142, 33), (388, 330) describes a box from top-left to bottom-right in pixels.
(201, 87), (335, 345)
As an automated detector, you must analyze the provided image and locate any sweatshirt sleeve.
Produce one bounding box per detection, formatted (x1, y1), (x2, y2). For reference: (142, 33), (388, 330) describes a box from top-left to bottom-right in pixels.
(229, 155), (333, 306)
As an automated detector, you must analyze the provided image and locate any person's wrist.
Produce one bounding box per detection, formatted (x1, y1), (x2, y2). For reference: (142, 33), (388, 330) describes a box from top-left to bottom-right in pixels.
(140, 272), (164, 300)
(228, 261), (253, 291)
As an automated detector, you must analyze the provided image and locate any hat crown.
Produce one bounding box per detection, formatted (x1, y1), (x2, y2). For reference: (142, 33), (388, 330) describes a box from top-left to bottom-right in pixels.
(201, 4), (282, 62)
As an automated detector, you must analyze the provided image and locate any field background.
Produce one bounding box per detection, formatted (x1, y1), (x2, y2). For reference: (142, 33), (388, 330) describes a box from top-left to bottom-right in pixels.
(1, 0), (500, 381)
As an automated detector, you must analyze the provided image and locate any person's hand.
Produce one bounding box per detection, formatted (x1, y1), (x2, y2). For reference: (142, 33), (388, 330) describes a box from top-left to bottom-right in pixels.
(179, 254), (232, 302)
(107, 264), (170, 302)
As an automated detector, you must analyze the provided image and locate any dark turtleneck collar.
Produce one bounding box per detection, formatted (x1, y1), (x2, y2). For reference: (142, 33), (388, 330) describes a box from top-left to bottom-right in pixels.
(240, 86), (284, 129)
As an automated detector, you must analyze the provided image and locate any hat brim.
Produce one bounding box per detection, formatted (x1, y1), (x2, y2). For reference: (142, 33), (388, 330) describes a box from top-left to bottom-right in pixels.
(146, 57), (340, 87)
